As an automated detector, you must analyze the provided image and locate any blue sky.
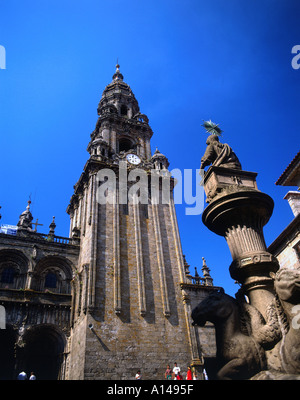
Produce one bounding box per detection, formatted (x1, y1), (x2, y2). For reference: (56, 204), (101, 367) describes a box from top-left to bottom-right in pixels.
(0, 0), (299, 295)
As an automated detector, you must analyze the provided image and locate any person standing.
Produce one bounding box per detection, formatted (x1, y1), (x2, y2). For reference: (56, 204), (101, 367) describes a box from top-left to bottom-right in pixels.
(135, 370), (141, 379)
(17, 371), (27, 380)
(176, 370), (183, 380)
(29, 372), (36, 380)
(172, 362), (180, 379)
(203, 368), (208, 380)
(164, 365), (172, 380)
(186, 366), (192, 380)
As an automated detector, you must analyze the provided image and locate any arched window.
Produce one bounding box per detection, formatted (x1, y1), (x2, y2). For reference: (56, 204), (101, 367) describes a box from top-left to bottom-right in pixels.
(45, 272), (57, 289)
(32, 256), (73, 294)
(119, 138), (133, 153)
(1, 267), (15, 284)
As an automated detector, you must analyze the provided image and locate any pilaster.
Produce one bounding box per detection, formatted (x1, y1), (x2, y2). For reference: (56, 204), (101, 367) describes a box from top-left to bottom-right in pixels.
(113, 186), (121, 314)
(133, 197), (146, 316)
(151, 200), (170, 317)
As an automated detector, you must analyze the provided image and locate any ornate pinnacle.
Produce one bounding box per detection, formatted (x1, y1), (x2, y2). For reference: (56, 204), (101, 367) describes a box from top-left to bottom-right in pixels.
(112, 61), (123, 81)
(202, 257), (213, 286)
(49, 216), (56, 235)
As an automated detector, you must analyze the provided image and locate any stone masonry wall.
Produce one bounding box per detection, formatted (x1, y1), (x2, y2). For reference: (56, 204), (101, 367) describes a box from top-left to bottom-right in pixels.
(276, 234), (300, 270)
(67, 315), (87, 380)
(66, 172), (219, 380)
(70, 199), (194, 379)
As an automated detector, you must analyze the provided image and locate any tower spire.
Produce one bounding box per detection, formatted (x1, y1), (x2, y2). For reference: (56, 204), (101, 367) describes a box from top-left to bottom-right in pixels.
(112, 60), (123, 81)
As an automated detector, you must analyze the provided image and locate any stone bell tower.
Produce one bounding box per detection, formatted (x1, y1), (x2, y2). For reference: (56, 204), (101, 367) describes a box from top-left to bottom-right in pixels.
(66, 65), (206, 380)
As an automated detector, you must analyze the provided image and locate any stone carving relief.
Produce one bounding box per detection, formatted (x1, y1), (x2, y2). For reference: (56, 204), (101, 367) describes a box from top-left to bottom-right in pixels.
(192, 288), (268, 379)
(192, 268), (300, 379)
(269, 268), (300, 374)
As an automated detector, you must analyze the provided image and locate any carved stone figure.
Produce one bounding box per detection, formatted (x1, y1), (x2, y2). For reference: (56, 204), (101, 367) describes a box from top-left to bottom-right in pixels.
(191, 288), (267, 379)
(234, 289), (281, 352)
(200, 135), (242, 170)
(17, 200), (33, 231)
(270, 268), (300, 374)
(192, 268), (300, 379)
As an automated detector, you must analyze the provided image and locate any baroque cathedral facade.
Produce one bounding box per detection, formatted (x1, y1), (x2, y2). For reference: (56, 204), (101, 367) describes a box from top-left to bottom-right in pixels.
(0, 65), (219, 380)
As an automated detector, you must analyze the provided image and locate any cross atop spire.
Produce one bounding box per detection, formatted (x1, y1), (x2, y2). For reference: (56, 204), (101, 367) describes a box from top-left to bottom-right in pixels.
(32, 218), (43, 232)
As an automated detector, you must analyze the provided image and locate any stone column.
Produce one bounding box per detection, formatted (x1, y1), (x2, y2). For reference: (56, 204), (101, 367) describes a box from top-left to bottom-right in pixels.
(69, 211), (74, 238)
(139, 137), (146, 159)
(82, 184), (88, 236)
(81, 264), (89, 314)
(202, 166), (279, 318)
(111, 129), (117, 153)
(77, 195), (83, 229)
(145, 138), (151, 160)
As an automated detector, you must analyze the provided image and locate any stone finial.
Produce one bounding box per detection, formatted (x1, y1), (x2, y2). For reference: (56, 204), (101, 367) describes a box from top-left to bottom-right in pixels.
(49, 216), (56, 235)
(202, 257), (213, 286)
(193, 267), (201, 284)
(17, 200), (33, 231)
(112, 62), (124, 81)
(183, 254), (190, 275)
(183, 255), (193, 283)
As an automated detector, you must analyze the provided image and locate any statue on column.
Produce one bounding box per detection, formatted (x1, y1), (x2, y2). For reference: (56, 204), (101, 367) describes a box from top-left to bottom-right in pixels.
(192, 121), (300, 380)
(200, 120), (242, 170)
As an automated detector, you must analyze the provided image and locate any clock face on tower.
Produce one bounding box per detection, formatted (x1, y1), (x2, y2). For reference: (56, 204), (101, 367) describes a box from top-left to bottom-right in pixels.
(126, 154), (141, 165)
